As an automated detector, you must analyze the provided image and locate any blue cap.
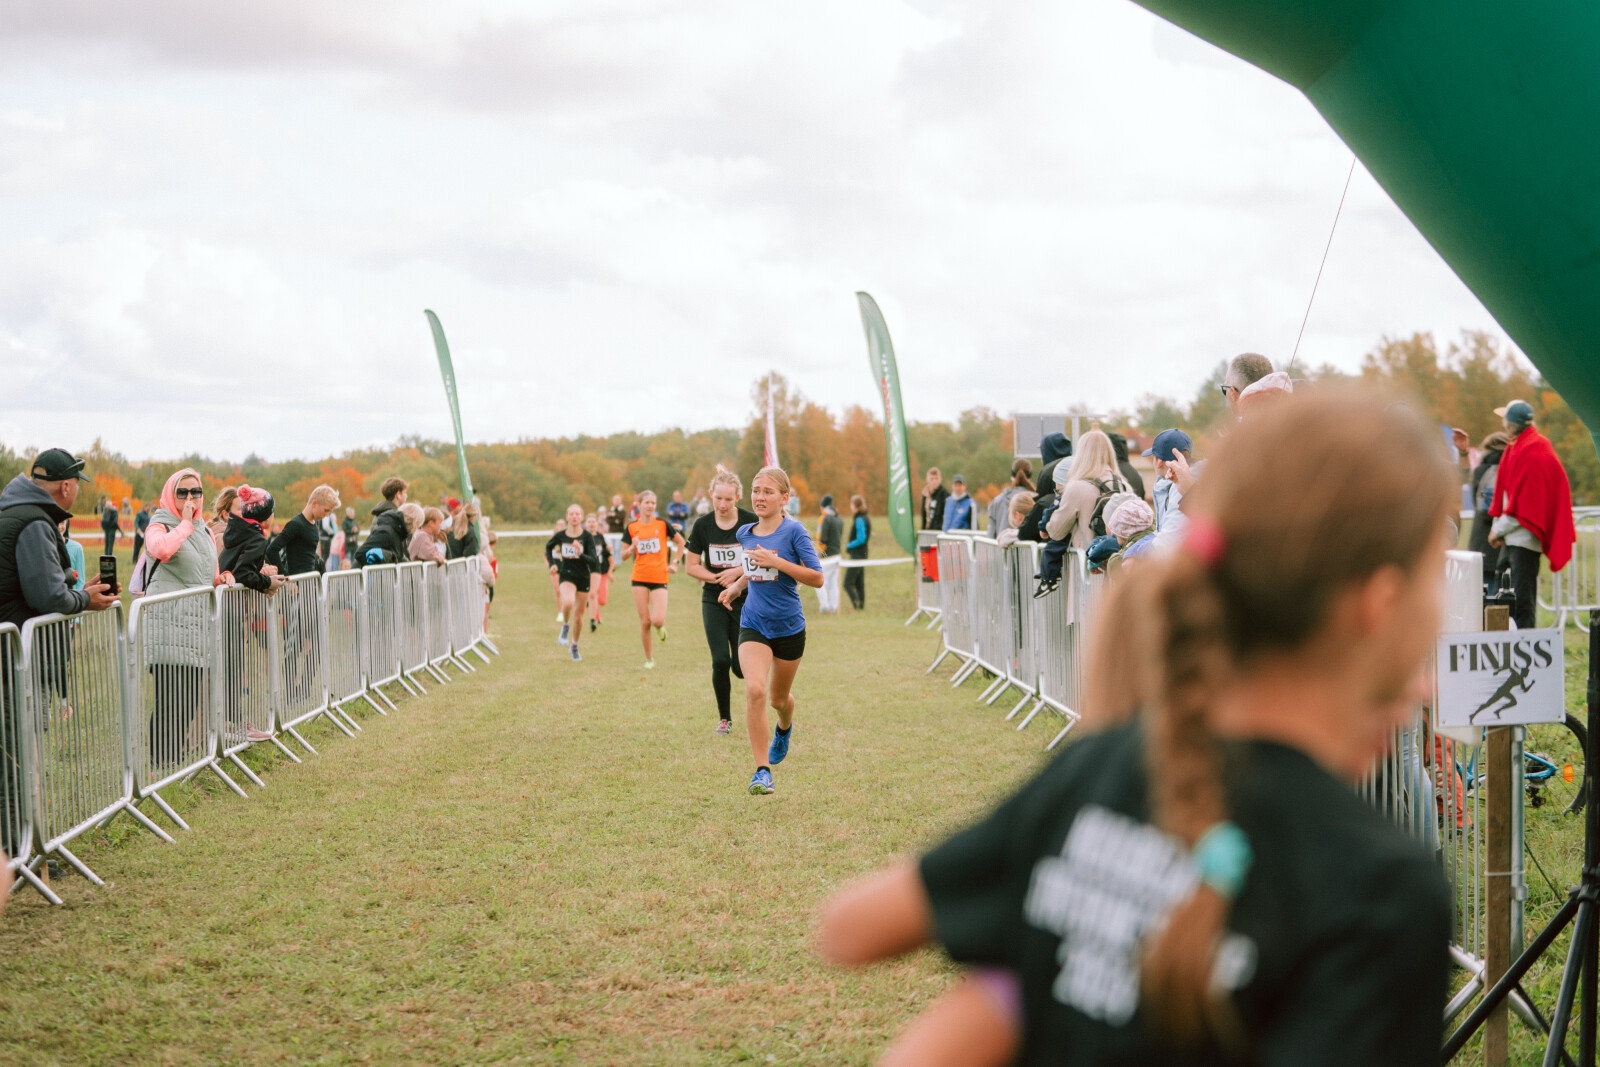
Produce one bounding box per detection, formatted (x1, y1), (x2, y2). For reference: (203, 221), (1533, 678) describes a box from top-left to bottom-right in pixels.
(1142, 428), (1193, 461)
(1495, 400), (1535, 427)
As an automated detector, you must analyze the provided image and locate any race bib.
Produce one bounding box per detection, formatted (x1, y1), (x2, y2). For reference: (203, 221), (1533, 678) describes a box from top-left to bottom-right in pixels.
(560, 543), (581, 559)
(708, 544), (743, 569)
(636, 536), (662, 555)
(742, 552), (779, 582)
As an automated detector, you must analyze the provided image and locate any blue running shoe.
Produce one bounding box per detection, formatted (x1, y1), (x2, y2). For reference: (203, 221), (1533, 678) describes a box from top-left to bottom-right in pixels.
(768, 725), (791, 766)
(569, 644), (582, 662)
(748, 768), (774, 795)
(557, 623), (570, 646)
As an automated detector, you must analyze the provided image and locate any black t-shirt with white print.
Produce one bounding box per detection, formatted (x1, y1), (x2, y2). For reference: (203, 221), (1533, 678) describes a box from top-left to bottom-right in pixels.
(919, 719), (1450, 1067)
(545, 528), (599, 583)
(686, 509), (758, 605)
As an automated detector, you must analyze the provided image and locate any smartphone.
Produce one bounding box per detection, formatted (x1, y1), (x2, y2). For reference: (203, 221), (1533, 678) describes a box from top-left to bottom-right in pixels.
(99, 555), (119, 596)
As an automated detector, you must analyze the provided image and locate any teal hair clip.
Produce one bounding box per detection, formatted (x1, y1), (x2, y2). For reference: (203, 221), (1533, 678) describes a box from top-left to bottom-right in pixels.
(1193, 822), (1253, 899)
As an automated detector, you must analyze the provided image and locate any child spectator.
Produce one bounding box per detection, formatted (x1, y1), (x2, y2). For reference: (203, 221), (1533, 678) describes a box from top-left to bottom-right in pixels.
(218, 486), (285, 595)
(996, 492), (1036, 548)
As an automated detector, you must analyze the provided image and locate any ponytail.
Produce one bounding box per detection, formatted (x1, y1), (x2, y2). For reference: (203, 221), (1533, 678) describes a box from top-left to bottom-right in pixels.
(1138, 551), (1235, 1044)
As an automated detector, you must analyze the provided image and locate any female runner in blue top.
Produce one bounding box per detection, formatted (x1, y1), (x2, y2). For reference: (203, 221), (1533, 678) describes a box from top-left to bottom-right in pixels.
(718, 466), (823, 795)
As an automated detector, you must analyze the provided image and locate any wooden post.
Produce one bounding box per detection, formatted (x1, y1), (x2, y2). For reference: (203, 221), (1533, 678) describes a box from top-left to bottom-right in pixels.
(1484, 602), (1512, 1067)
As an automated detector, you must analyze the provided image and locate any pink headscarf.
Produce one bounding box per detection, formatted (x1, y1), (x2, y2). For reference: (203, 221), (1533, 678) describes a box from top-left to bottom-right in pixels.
(159, 468), (205, 519)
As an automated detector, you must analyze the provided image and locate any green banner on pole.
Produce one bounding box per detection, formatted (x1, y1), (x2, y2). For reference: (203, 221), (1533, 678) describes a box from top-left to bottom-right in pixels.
(424, 309), (476, 508)
(856, 293), (916, 555)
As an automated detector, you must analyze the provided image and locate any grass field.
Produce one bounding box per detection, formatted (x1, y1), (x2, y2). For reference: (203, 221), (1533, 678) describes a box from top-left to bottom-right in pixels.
(13, 535), (1600, 1064)
(0, 537), (1053, 1065)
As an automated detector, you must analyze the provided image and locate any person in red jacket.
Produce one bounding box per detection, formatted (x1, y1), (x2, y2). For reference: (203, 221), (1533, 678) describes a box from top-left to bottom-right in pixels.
(1488, 399), (1575, 629)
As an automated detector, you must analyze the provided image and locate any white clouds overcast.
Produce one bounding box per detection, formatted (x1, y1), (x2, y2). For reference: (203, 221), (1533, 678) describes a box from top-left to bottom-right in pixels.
(0, 0), (1507, 461)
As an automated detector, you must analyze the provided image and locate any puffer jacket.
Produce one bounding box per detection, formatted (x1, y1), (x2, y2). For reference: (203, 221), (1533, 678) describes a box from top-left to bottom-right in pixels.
(218, 513), (272, 592)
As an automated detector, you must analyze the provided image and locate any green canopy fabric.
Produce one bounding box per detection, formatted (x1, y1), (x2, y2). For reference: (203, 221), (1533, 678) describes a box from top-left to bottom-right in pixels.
(1130, 0), (1600, 437)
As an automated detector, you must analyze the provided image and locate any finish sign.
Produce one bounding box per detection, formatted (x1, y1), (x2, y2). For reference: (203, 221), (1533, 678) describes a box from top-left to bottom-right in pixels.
(1435, 629), (1565, 728)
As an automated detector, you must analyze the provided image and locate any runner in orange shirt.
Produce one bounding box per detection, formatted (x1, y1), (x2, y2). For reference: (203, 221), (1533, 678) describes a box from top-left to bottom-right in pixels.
(620, 489), (685, 669)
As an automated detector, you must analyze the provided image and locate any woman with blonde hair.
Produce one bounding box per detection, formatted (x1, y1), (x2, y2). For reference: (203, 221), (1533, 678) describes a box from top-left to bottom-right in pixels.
(1035, 430), (1136, 598)
(818, 389), (1456, 1066)
(208, 486), (237, 553)
(685, 466), (758, 733)
(716, 466), (824, 794)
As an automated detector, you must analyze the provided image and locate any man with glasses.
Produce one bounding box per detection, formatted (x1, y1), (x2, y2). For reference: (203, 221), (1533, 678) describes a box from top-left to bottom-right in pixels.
(0, 448), (117, 628)
(1220, 352), (1274, 413)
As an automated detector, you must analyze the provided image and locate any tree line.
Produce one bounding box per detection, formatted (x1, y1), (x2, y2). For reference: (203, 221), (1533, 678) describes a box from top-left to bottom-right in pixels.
(4, 329), (1592, 525)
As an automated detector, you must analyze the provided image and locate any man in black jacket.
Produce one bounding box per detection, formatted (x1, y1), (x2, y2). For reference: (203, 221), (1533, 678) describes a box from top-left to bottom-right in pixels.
(0, 449), (117, 628)
(358, 477), (411, 566)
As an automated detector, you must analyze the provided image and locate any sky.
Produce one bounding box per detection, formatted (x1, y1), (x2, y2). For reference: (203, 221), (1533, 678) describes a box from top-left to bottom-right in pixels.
(0, 0), (1512, 463)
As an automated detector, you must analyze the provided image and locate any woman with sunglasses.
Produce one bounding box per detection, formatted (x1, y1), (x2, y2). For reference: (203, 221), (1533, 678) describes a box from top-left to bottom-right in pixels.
(140, 469), (236, 771)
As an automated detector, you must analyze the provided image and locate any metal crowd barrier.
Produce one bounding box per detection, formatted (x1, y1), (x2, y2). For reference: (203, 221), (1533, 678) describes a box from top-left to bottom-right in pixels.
(396, 562), (435, 689)
(129, 587), (241, 831)
(323, 570), (370, 725)
(1539, 519), (1600, 631)
(5, 552), (496, 906)
(446, 559), (483, 670)
(928, 535), (977, 681)
(425, 564), (455, 678)
(362, 564), (405, 706)
(21, 604), (173, 889)
(276, 573), (345, 745)
(907, 529), (943, 628)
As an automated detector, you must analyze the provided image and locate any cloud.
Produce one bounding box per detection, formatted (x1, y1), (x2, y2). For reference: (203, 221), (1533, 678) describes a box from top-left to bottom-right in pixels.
(0, 0), (1508, 462)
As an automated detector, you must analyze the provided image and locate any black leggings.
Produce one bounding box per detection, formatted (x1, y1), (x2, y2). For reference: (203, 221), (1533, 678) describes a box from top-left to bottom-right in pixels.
(701, 598), (744, 720)
(844, 559), (865, 610)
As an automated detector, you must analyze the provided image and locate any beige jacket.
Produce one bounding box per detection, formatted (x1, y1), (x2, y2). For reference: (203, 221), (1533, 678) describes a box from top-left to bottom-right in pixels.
(1045, 472), (1128, 549)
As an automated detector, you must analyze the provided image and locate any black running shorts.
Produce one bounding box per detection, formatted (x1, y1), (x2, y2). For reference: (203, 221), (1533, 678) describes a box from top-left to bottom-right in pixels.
(738, 627), (806, 661)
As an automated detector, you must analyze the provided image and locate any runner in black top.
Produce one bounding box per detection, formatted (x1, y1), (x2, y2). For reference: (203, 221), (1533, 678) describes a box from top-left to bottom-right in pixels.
(546, 503), (600, 662)
(684, 466), (758, 734)
(816, 390), (1458, 1067)
(585, 511), (614, 632)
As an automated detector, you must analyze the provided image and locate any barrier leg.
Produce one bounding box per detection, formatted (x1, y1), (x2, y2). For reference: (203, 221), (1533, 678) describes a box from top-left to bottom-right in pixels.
(905, 608), (924, 626)
(1016, 698), (1048, 730)
(470, 644), (491, 664)
(121, 801), (177, 844)
(367, 686), (396, 712)
(983, 679), (1013, 706)
(926, 647), (951, 673)
(209, 758), (249, 798)
(951, 658), (980, 686)
(285, 725), (317, 755)
(1047, 714), (1081, 751)
(53, 845), (104, 886)
(451, 652), (477, 673)
(479, 636), (500, 656)
(227, 751), (267, 788)
(925, 614), (943, 631)
(10, 861), (63, 906)
(332, 702), (363, 732)
(1005, 692), (1032, 721)
(404, 670), (429, 695)
(397, 675), (423, 698)
(425, 663), (450, 685)
(268, 734), (303, 764)
(146, 791), (190, 832)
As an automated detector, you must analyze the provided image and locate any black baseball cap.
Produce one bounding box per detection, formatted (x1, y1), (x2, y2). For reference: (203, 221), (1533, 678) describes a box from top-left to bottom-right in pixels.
(30, 448), (90, 482)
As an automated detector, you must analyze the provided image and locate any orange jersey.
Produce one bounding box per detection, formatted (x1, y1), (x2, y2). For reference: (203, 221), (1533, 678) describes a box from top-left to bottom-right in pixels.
(625, 518), (673, 584)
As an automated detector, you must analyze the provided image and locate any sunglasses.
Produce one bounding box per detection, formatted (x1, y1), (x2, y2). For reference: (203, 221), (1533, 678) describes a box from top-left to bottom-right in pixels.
(174, 488), (205, 498)
(1218, 384), (1237, 397)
